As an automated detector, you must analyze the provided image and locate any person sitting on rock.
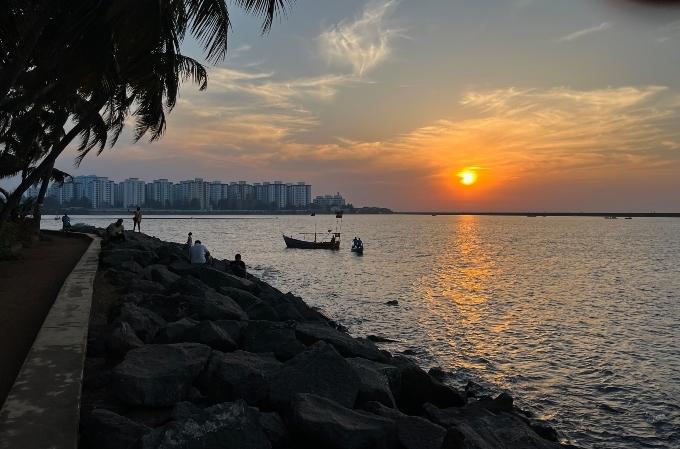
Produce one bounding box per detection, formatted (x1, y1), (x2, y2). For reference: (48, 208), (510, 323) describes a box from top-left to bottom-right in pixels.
(230, 253), (246, 277)
(190, 240), (211, 264)
(105, 219), (126, 243)
(61, 213), (71, 231)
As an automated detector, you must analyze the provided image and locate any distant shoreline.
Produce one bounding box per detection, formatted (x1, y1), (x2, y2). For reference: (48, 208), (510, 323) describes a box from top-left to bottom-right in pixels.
(398, 212), (680, 217)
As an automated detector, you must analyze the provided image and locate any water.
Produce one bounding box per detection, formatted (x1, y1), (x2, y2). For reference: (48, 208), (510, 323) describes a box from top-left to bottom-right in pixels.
(44, 214), (680, 448)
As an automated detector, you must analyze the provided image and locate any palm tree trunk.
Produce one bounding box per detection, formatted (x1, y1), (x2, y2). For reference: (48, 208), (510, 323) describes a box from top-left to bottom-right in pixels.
(31, 161), (54, 232)
(0, 122), (85, 230)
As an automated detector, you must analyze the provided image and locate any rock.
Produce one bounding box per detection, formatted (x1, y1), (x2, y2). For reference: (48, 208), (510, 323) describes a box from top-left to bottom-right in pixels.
(290, 393), (397, 449)
(167, 259), (196, 277)
(101, 248), (158, 268)
(255, 411), (288, 448)
(295, 322), (388, 362)
(155, 244), (190, 264)
(529, 419), (559, 442)
(423, 402), (563, 449)
(221, 287), (281, 321)
(119, 260), (145, 275)
(393, 357), (466, 413)
(270, 342), (360, 408)
(141, 400), (271, 449)
(242, 320), (306, 361)
(112, 343), (211, 407)
(213, 320), (246, 344)
(182, 320), (238, 352)
(363, 401), (447, 449)
(110, 303), (167, 343)
(192, 266), (259, 293)
(347, 358), (398, 408)
(140, 291), (247, 322)
(143, 264), (180, 286)
(86, 324), (109, 358)
(81, 409), (150, 449)
(367, 334), (399, 343)
(386, 300), (399, 306)
(269, 292), (327, 322)
(123, 278), (166, 296)
(153, 318), (200, 343)
(198, 350), (283, 406)
(105, 321), (144, 356)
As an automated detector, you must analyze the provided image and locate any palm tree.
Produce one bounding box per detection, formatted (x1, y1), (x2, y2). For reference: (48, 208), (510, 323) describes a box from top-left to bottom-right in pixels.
(0, 0), (292, 229)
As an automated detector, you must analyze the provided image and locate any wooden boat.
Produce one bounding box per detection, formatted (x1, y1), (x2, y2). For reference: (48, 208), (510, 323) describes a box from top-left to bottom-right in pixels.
(351, 244), (364, 255)
(283, 233), (340, 250)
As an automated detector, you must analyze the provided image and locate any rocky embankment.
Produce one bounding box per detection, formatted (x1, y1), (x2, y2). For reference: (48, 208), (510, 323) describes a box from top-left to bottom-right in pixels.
(78, 229), (577, 449)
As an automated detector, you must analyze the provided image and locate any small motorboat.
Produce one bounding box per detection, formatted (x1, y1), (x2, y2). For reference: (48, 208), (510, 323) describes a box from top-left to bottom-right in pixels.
(351, 244), (364, 255)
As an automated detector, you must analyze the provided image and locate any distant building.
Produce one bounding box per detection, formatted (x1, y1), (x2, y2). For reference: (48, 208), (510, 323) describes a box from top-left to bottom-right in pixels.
(314, 192), (346, 209)
(146, 179), (174, 208)
(287, 182), (312, 208)
(119, 178), (145, 208)
(174, 178), (208, 209)
(34, 175), (115, 208)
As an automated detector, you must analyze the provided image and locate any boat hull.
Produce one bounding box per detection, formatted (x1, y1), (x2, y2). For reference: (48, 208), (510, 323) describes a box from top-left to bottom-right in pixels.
(283, 235), (340, 250)
(351, 246), (364, 255)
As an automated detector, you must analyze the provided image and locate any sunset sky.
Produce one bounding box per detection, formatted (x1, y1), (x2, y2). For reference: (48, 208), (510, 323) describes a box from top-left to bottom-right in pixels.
(20, 0), (680, 211)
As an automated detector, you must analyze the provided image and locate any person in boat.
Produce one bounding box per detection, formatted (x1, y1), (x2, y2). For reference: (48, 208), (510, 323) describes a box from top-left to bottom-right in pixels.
(352, 237), (359, 248)
(61, 213), (71, 231)
(331, 234), (336, 245)
(190, 240), (211, 265)
(230, 253), (247, 277)
(105, 219), (126, 243)
(357, 237), (363, 248)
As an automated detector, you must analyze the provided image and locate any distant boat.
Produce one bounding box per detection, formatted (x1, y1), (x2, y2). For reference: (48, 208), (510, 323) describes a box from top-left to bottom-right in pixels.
(283, 234), (340, 250)
(526, 214), (537, 217)
(431, 214), (437, 216)
(625, 217), (632, 220)
(310, 212), (316, 216)
(351, 244), (364, 255)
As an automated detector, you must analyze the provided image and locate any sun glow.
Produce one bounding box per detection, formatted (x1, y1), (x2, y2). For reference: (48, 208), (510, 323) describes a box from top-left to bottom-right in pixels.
(458, 169), (478, 186)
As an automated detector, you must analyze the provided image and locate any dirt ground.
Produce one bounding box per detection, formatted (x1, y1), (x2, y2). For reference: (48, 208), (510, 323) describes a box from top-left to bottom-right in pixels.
(0, 232), (91, 406)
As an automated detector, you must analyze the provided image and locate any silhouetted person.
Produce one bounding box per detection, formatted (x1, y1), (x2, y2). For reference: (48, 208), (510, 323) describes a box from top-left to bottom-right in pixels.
(61, 214), (71, 230)
(231, 253), (246, 277)
(106, 219), (126, 243)
(186, 232), (193, 246)
(133, 207), (142, 232)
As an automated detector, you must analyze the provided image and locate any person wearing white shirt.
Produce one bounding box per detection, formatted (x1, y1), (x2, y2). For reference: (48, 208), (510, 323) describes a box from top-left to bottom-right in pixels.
(190, 240), (210, 264)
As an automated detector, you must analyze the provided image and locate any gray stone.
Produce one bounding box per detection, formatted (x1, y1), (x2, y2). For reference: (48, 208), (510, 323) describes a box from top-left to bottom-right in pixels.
(105, 321), (144, 356)
(81, 409), (150, 449)
(119, 260), (145, 275)
(221, 287), (281, 321)
(255, 411), (288, 448)
(101, 248), (158, 268)
(111, 303), (167, 343)
(242, 320), (306, 361)
(270, 342), (360, 408)
(141, 291), (247, 322)
(153, 318), (200, 343)
(182, 320), (238, 352)
(193, 266), (259, 293)
(363, 401), (447, 449)
(198, 350), (282, 406)
(347, 358), (397, 408)
(423, 402), (563, 449)
(290, 393), (397, 449)
(141, 400), (271, 449)
(112, 343), (211, 407)
(295, 322), (388, 362)
(143, 264), (180, 286)
(393, 356), (466, 413)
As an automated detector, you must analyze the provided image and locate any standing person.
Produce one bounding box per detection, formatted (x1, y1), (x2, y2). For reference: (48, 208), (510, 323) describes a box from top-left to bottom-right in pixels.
(132, 206), (142, 232)
(190, 240), (211, 264)
(61, 213), (71, 230)
(231, 253), (246, 277)
(186, 232), (193, 246)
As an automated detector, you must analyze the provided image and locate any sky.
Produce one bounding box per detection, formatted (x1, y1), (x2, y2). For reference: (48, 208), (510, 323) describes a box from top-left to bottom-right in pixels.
(13, 0), (680, 211)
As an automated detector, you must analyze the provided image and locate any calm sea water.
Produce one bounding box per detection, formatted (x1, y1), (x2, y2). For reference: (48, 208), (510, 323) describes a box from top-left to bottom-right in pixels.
(44, 215), (680, 448)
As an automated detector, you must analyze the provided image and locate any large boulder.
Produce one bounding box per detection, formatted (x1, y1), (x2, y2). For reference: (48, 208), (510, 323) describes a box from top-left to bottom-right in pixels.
(221, 287), (281, 321)
(140, 291), (247, 322)
(153, 318), (200, 344)
(110, 303), (167, 343)
(182, 320), (238, 352)
(198, 350), (283, 406)
(105, 321), (145, 357)
(260, 292), (327, 322)
(141, 400), (271, 449)
(269, 342), (360, 408)
(290, 393), (397, 449)
(101, 248), (158, 268)
(192, 266), (259, 293)
(242, 321), (306, 361)
(295, 322), (388, 362)
(347, 358), (398, 408)
(81, 409), (150, 449)
(255, 410), (289, 448)
(363, 401), (447, 449)
(393, 356), (466, 413)
(143, 264), (181, 287)
(112, 343), (211, 407)
(423, 401), (563, 449)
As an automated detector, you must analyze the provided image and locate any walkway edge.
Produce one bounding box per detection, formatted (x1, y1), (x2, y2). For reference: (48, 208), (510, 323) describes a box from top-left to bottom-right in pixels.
(0, 233), (101, 449)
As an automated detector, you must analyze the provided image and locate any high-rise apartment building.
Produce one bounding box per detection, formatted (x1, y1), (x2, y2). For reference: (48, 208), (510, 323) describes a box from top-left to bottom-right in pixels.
(120, 178), (146, 208)
(146, 179), (174, 207)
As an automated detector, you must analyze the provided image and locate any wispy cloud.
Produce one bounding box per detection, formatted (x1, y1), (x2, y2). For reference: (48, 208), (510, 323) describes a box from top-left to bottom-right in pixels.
(318, 0), (400, 76)
(557, 22), (612, 43)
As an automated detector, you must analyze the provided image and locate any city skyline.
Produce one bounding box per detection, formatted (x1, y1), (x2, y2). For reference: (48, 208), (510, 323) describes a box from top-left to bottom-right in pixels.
(5, 1), (680, 211)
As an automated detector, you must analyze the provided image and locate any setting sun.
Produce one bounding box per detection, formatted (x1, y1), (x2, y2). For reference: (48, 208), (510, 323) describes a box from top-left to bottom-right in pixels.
(458, 169), (478, 186)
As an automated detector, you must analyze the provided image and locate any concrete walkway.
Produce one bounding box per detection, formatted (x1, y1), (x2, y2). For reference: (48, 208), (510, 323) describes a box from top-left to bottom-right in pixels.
(0, 234), (101, 449)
